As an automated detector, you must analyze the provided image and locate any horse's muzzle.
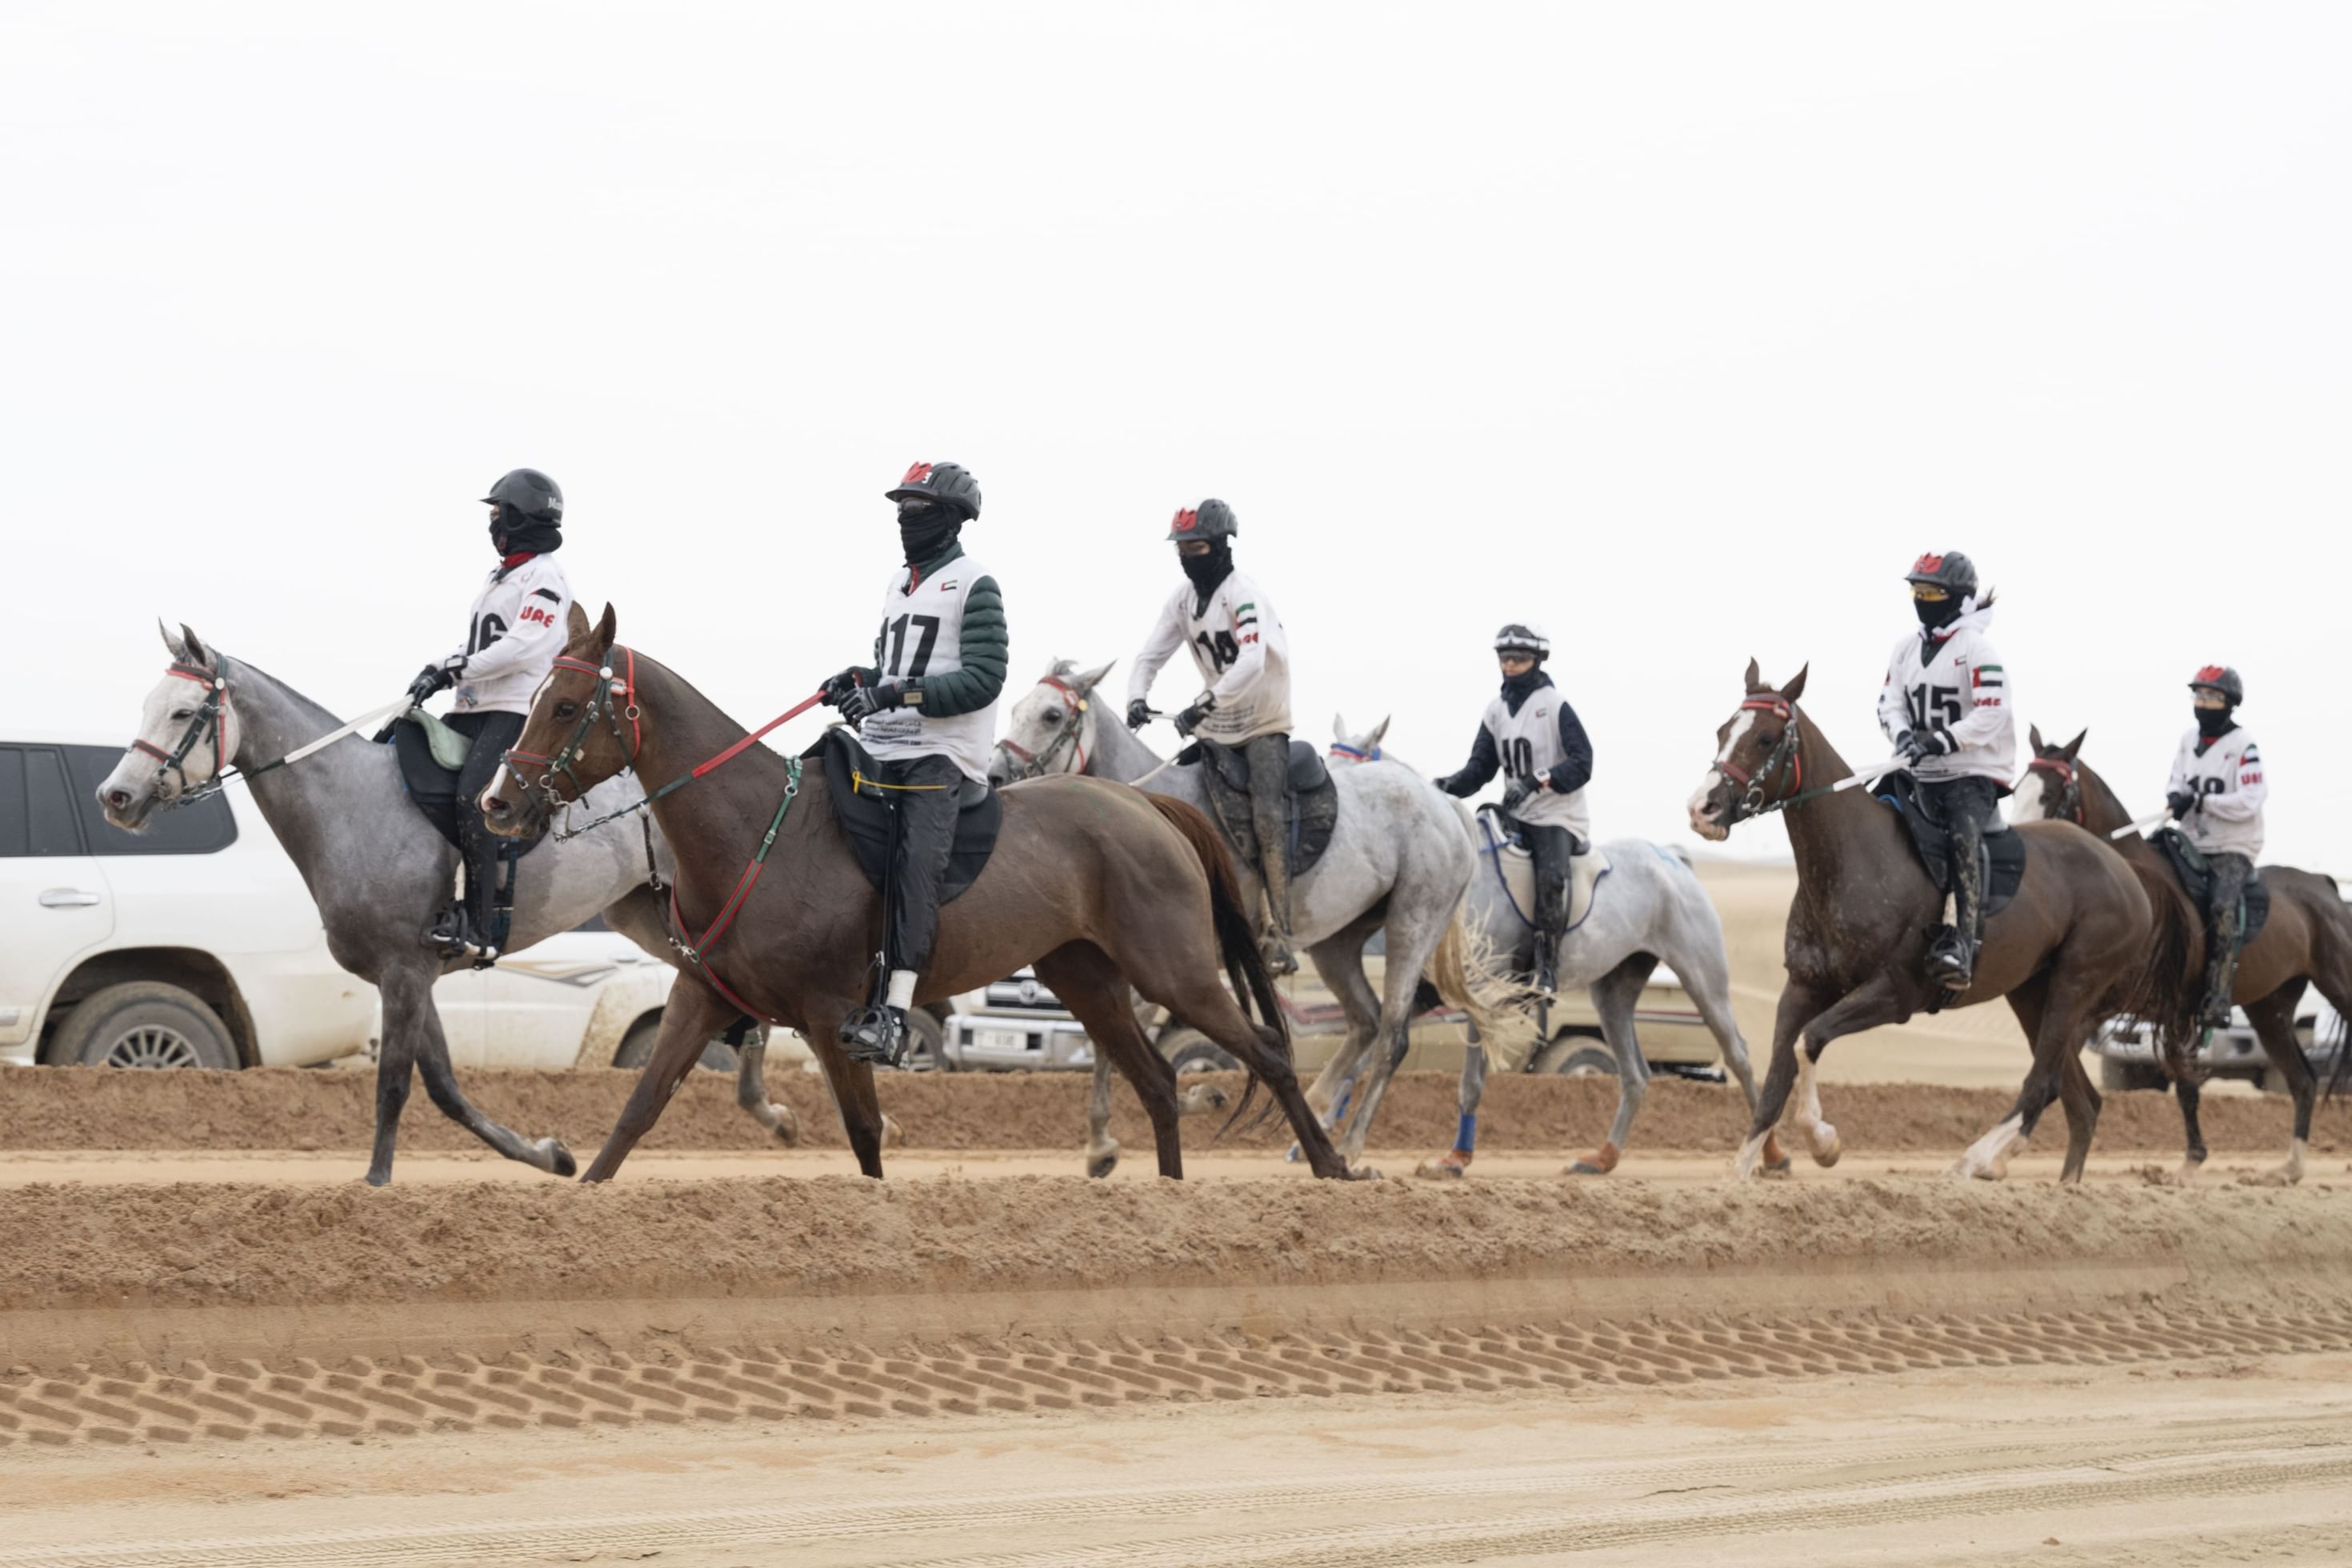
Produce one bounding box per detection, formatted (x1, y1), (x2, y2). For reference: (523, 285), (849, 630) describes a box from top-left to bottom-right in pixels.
(96, 773), (160, 832)
(479, 778), (539, 838)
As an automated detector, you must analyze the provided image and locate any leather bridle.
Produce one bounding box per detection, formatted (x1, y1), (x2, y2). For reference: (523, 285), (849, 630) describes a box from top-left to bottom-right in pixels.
(503, 650), (642, 810)
(130, 662), (238, 803)
(2025, 754), (2083, 825)
(994, 674), (1092, 782)
(1714, 696), (1807, 826)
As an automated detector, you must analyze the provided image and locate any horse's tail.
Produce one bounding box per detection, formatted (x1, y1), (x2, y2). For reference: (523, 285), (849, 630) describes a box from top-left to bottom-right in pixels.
(2294, 881), (2352, 1105)
(2116, 855), (2204, 1086)
(1144, 794), (1290, 1135)
(1430, 909), (1533, 1067)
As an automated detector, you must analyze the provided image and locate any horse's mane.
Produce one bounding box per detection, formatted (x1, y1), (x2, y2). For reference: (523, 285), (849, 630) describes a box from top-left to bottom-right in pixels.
(2071, 754), (2203, 1082)
(221, 653), (343, 734)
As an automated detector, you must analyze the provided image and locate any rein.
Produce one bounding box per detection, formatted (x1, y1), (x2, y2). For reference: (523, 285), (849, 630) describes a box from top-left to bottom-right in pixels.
(1714, 697), (1814, 825)
(2026, 755), (2084, 825)
(131, 662), (405, 807)
(665, 758), (803, 1025)
(995, 674), (1092, 782)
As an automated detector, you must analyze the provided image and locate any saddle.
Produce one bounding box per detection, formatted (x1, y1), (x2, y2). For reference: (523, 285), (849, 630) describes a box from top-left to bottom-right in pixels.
(806, 726), (1001, 904)
(2152, 827), (2270, 946)
(389, 711), (543, 861)
(1179, 738), (1340, 882)
(1474, 806), (1610, 932)
(1873, 773), (2024, 919)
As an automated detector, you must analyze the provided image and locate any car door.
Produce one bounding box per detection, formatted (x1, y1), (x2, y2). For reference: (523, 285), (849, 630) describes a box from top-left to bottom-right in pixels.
(0, 745), (114, 1056)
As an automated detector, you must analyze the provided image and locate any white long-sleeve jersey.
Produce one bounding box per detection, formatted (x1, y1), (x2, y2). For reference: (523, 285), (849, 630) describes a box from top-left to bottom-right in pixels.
(1127, 570), (1293, 744)
(2166, 724), (2266, 858)
(440, 554), (573, 716)
(1874, 602), (2014, 784)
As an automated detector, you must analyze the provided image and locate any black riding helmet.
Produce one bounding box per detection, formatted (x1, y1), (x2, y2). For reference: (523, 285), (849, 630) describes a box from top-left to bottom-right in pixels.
(886, 461), (982, 521)
(481, 468), (563, 523)
(2188, 665), (2245, 705)
(1167, 498), (1237, 542)
(1494, 622), (1550, 660)
(1903, 550), (1977, 598)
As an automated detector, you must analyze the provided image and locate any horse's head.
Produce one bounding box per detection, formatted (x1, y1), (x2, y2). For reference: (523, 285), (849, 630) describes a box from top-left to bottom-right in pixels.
(97, 622), (243, 831)
(1687, 658), (1809, 841)
(1329, 712), (1389, 765)
(483, 602), (632, 838)
(2011, 722), (2088, 826)
(990, 658), (1113, 786)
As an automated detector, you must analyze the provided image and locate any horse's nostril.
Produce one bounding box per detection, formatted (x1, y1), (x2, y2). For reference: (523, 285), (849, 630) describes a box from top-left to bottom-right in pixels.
(106, 790), (130, 811)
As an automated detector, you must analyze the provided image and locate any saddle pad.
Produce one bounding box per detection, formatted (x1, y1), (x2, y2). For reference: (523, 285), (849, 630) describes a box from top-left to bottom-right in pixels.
(410, 706), (471, 770)
(808, 726), (1001, 906)
(1182, 738), (1339, 882)
(388, 718), (542, 858)
(1873, 774), (2023, 919)
(1475, 809), (1610, 932)
(2152, 828), (2271, 946)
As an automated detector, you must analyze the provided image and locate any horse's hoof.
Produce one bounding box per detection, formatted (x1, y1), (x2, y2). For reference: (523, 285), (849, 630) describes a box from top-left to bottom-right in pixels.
(363, 1169), (392, 1188)
(1086, 1149), (1119, 1180)
(1284, 1142), (1304, 1163)
(1762, 1133), (1789, 1168)
(1809, 1128), (1842, 1168)
(541, 1138), (578, 1178)
(1760, 1157), (1794, 1179)
(1565, 1141), (1621, 1178)
(879, 1113), (902, 1150)
(1349, 1162), (1385, 1180)
(1414, 1151), (1470, 1179)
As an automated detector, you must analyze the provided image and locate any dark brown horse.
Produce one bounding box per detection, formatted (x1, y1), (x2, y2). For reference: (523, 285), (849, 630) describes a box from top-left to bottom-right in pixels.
(2016, 726), (2352, 1184)
(1686, 662), (2173, 1182)
(482, 605), (1356, 1182)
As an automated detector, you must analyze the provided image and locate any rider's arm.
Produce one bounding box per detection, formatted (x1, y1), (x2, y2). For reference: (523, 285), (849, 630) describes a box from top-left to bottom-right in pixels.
(2199, 741), (2266, 822)
(900, 578), (1006, 717)
(1938, 650), (2009, 754)
(454, 568), (569, 684)
(1438, 726), (1500, 797)
(1206, 589), (1268, 706)
(1126, 592), (1186, 706)
(1542, 701), (1593, 794)
(1876, 654), (1908, 743)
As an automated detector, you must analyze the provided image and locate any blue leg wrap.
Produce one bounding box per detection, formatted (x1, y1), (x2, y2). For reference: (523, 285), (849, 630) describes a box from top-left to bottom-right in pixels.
(1454, 1112), (1477, 1155)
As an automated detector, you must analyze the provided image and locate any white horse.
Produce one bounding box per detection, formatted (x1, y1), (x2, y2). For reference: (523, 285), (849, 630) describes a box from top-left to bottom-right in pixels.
(1331, 714), (1784, 1176)
(992, 662), (1497, 1174)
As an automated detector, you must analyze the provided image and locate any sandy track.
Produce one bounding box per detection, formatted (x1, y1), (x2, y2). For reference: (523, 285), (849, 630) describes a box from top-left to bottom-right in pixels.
(4, 1066), (2342, 1158)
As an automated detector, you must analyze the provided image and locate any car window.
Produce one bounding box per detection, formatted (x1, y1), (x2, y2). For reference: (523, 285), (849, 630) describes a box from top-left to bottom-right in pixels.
(0, 746), (89, 857)
(61, 745), (238, 856)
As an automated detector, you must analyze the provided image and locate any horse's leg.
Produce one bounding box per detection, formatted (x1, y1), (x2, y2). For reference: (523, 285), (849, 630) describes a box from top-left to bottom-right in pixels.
(2245, 982), (2314, 1186)
(580, 980), (742, 1182)
(1734, 980), (1828, 1180)
(2054, 1041), (2104, 1185)
(1669, 921), (1787, 1173)
(1332, 906), (1454, 1174)
(1085, 1054), (1122, 1179)
(791, 1004), (890, 1178)
(1763, 974), (1906, 1174)
(1567, 952), (1658, 1176)
(1417, 1044), (1485, 1180)
(1304, 938), (1382, 1129)
(1957, 970), (2078, 1182)
(730, 1021), (802, 1148)
(387, 962), (578, 1179)
(1038, 946), (1185, 1179)
(365, 967), (424, 1186)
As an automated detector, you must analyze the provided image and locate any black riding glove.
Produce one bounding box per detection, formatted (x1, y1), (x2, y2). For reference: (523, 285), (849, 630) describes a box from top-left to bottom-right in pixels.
(407, 662), (456, 707)
(819, 666), (869, 708)
(1173, 694), (1216, 738)
(1502, 777), (1538, 814)
(1126, 698), (1152, 731)
(2166, 789), (2198, 820)
(1896, 730), (1946, 765)
(838, 683), (905, 725)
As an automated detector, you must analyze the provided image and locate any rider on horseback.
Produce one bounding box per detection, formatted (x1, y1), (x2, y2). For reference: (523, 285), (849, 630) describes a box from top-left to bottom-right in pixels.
(1878, 551), (2015, 994)
(821, 462), (1006, 1066)
(405, 468), (572, 962)
(1125, 498), (1300, 974)
(2167, 665), (2266, 1029)
(1434, 622), (1593, 998)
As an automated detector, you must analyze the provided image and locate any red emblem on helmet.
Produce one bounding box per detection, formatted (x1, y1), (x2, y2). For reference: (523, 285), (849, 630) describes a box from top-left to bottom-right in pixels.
(1912, 553), (1945, 574)
(900, 462), (934, 486)
(2193, 665), (2229, 685)
(1171, 507), (1198, 533)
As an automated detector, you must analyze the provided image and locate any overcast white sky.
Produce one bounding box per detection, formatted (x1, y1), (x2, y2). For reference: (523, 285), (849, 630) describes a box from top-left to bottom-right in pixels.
(5, 2), (2345, 870)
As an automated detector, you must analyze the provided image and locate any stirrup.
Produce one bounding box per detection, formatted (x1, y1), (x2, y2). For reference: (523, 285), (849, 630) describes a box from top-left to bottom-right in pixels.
(1923, 927), (1973, 992)
(424, 907), (498, 965)
(839, 1003), (909, 1067)
(1259, 934), (1298, 978)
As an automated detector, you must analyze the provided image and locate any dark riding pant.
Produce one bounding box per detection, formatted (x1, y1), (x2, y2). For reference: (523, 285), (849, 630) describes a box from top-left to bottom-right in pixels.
(2202, 850), (2253, 1023)
(1512, 821), (1581, 936)
(1241, 731), (1297, 944)
(1918, 775), (2006, 978)
(446, 710), (526, 938)
(877, 752), (965, 976)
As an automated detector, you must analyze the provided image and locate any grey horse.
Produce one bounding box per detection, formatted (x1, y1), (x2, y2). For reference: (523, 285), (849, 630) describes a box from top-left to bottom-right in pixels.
(1331, 714), (1782, 1177)
(991, 661), (1492, 1174)
(95, 622), (802, 1184)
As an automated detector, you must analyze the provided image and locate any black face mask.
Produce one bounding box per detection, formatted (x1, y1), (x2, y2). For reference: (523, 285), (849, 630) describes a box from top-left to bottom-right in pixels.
(1180, 540), (1234, 601)
(490, 503), (562, 559)
(1499, 661), (1546, 713)
(2196, 706), (2235, 741)
(898, 500), (960, 567)
(1914, 594), (1962, 633)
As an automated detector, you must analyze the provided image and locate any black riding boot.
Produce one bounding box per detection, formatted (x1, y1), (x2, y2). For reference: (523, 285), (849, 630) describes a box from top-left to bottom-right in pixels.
(1921, 778), (1997, 994)
(1242, 732), (1298, 976)
(2199, 853), (2250, 1030)
(430, 712), (525, 963)
(1522, 822), (1574, 998)
(840, 754), (962, 1066)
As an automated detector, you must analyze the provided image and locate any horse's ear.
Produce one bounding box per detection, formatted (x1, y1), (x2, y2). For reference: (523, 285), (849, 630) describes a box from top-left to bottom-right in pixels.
(1333, 711), (1347, 739)
(2062, 728), (2086, 762)
(566, 602), (591, 641)
(2029, 722), (2046, 752)
(159, 618), (184, 659)
(1366, 715), (1390, 746)
(1782, 664), (1809, 704)
(592, 603), (618, 657)
(1073, 659), (1115, 694)
(179, 624), (210, 668)
(1742, 657), (1762, 693)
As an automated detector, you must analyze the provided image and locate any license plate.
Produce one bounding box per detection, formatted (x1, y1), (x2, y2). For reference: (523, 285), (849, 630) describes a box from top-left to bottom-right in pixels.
(974, 1028), (1031, 1054)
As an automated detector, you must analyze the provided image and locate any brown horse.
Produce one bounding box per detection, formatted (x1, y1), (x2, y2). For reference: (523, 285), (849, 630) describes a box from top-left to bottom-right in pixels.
(1686, 662), (2172, 1182)
(482, 605), (1356, 1182)
(2015, 726), (2352, 1184)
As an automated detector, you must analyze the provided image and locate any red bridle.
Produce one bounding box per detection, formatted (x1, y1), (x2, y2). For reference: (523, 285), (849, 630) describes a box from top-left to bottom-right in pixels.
(2025, 754), (2083, 824)
(996, 674), (1090, 779)
(130, 662), (232, 792)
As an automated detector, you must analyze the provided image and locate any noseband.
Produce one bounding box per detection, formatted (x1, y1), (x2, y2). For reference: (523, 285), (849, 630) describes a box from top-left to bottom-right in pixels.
(503, 649), (643, 810)
(2026, 755), (2083, 824)
(131, 662), (234, 803)
(994, 675), (1091, 782)
(1715, 697), (1806, 826)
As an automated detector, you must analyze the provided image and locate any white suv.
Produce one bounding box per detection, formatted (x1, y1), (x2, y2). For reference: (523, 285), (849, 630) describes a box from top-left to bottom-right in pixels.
(0, 738), (371, 1068)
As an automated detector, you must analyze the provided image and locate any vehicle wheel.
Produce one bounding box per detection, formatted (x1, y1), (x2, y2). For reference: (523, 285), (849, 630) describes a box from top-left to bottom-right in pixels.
(613, 1011), (738, 1073)
(1530, 1031), (1617, 1078)
(901, 1008), (950, 1073)
(1161, 1027), (1238, 1074)
(2098, 1057), (2163, 1093)
(46, 982), (238, 1070)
